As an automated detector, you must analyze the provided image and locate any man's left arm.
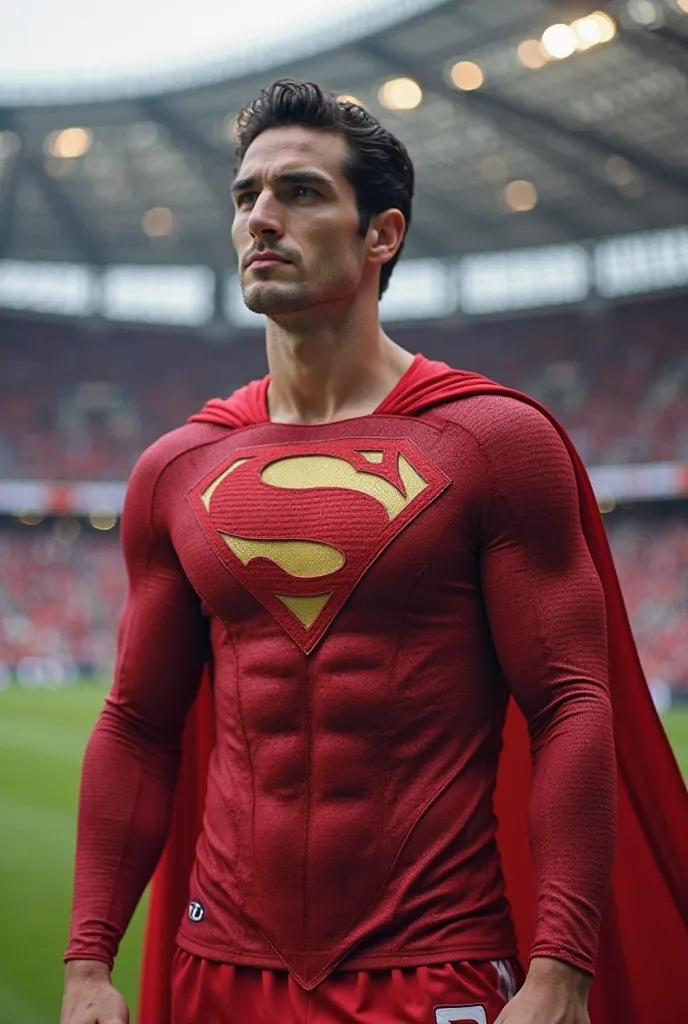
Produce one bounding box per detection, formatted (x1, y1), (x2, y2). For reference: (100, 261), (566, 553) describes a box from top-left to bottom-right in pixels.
(476, 398), (616, 1023)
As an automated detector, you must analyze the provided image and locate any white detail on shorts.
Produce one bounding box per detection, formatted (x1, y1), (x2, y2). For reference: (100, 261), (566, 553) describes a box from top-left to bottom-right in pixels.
(435, 1008), (488, 1024)
(491, 960), (518, 1002)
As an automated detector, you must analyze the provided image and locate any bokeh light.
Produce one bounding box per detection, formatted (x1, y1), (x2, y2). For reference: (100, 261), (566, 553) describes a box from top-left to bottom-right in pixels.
(627, 0), (662, 26)
(517, 39), (549, 70)
(89, 513), (119, 531)
(503, 179), (538, 213)
(449, 61), (485, 91)
(605, 155), (635, 187)
(377, 77), (423, 111)
(588, 11), (618, 42)
(572, 16), (605, 49)
(142, 206), (175, 238)
(541, 24), (577, 60)
(46, 127), (92, 159)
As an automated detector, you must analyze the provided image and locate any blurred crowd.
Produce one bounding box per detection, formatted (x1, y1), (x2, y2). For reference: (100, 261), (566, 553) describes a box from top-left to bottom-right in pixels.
(0, 528), (121, 687)
(611, 514), (688, 694)
(1, 292), (688, 480)
(1, 512), (687, 696)
(1, 293), (686, 697)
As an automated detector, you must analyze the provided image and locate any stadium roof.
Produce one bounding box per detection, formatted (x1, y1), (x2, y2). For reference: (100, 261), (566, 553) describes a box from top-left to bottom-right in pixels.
(1, 0), (688, 272)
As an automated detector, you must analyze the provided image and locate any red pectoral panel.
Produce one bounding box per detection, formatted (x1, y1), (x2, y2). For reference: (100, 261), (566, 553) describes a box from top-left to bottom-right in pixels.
(187, 438), (450, 652)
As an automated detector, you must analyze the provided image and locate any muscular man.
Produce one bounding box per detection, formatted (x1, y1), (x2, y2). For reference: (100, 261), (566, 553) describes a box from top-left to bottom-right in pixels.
(61, 80), (684, 1024)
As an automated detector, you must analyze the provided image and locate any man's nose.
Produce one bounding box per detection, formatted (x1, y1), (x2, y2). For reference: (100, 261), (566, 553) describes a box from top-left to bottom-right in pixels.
(247, 191), (284, 240)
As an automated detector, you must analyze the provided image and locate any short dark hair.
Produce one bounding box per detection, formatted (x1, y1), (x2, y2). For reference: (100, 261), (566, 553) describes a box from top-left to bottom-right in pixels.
(234, 79), (414, 298)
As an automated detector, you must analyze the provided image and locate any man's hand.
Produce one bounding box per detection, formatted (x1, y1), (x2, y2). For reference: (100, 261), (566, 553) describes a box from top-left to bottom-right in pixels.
(494, 957), (591, 1024)
(61, 960), (129, 1024)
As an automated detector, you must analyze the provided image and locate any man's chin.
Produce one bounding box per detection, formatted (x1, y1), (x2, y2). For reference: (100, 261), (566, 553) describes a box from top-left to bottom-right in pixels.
(242, 283), (308, 316)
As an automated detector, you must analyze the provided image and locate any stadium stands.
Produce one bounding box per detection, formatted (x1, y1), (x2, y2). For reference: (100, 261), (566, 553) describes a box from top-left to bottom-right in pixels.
(1, 293), (686, 696)
(1, 291), (688, 480)
(0, 525), (121, 684)
(1, 510), (686, 695)
(610, 511), (688, 694)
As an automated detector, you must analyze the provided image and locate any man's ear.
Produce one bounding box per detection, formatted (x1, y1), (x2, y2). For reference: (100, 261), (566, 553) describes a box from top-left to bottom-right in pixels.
(367, 209), (406, 267)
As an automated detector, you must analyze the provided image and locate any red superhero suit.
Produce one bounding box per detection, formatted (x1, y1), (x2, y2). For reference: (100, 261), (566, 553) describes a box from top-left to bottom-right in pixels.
(67, 356), (688, 1024)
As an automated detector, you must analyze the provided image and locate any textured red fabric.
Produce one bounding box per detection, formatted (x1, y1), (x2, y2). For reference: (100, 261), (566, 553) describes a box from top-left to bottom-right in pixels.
(150, 356), (688, 1020)
(76, 398), (614, 983)
(65, 355), (688, 1024)
(170, 950), (523, 1024)
(188, 376), (269, 429)
(72, 387), (614, 990)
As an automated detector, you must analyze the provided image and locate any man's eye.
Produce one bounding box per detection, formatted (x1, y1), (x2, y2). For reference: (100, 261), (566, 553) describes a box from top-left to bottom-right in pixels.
(237, 192), (256, 207)
(293, 185), (318, 199)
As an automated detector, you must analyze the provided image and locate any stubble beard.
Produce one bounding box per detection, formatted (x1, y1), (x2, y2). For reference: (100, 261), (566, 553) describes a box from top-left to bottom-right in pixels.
(242, 279), (310, 315)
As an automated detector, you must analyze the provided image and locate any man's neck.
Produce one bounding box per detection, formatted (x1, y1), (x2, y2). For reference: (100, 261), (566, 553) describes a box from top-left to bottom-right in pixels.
(264, 310), (414, 425)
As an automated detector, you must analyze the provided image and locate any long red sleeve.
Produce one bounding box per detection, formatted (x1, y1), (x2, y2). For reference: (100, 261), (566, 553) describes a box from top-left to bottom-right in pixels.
(66, 438), (208, 967)
(449, 395), (616, 974)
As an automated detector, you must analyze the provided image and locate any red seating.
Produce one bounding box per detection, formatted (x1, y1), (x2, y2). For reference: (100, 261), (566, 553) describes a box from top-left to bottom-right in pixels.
(1, 292), (688, 480)
(0, 294), (686, 692)
(0, 528), (122, 679)
(0, 513), (686, 695)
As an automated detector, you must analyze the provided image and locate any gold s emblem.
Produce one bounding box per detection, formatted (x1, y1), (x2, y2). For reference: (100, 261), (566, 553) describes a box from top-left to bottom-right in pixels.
(188, 438), (450, 652)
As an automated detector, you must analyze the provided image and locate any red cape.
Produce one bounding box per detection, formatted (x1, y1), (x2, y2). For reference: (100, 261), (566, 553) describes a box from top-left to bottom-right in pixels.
(139, 357), (688, 1023)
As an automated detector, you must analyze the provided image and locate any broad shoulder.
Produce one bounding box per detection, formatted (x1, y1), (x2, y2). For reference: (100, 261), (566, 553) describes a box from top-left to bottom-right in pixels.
(430, 395), (583, 529)
(125, 421), (227, 498)
(431, 393), (568, 459)
(121, 421), (229, 549)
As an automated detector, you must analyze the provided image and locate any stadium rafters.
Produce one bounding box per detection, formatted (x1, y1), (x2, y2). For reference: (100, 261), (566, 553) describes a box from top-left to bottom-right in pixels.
(0, 0), (687, 269)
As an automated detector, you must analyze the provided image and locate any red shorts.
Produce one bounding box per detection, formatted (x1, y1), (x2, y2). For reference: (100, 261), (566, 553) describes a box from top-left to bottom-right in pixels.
(171, 948), (523, 1024)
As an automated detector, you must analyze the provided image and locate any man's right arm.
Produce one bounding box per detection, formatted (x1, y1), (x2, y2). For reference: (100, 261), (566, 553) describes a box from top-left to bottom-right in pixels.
(63, 442), (208, 1014)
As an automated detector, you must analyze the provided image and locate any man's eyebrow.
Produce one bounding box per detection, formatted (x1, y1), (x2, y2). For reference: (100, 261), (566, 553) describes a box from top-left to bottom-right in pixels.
(231, 175), (256, 194)
(231, 170), (334, 194)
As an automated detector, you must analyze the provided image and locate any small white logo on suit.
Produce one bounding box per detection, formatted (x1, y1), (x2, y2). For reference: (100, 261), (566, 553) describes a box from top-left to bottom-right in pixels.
(187, 899), (205, 922)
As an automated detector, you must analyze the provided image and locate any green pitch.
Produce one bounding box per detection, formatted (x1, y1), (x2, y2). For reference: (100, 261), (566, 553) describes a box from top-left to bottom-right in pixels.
(1, 685), (687, 1024)
(0, 685), (147, 1024)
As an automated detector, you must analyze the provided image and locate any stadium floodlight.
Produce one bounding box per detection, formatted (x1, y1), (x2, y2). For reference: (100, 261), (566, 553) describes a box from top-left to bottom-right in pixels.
(678, 0), (688, 13)
(457, 246), (590, 314)
(337, 94), (365, 107)
(517, 39), (549, 70)
(142, 206), (175, 238)
(449, 61), (485, 91)
(45, 127), (92, 159)
(588, 11), (617, 42)
(101, 265), (214, 325)
(377, 77), (423, 110)
(14, 514), (45, 526)
(541, 24), (577, 60)
(0, 260), (96, 316)
(458, 245), (590, 315)
(572, 16), (604, 49)
(379, 259), (454, 322)
(626, 0), (663, 25)
(572, 12), (618, 48)
(502, 180), (538, 213)
(595, 228), (688, 297)
(604, 155), (635, 187)
(89, 514), (119, 531)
